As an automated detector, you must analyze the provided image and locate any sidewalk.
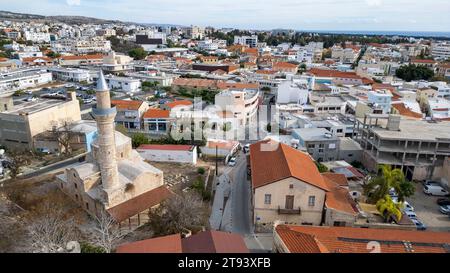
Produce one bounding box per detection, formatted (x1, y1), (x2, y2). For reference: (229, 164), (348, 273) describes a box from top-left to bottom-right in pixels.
(209, 173), (231, 230)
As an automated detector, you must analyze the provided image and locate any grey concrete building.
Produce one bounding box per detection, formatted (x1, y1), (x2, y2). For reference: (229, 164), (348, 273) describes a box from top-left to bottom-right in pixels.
(353, 114), (450, 181)
(292, 128), (340, 162)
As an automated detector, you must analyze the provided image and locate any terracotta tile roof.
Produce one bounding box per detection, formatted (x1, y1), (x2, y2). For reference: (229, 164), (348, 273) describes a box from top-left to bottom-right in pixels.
(107, 185), (173, 222)
(115, 231), (248, 253)
(61, 54), (104, 60)
(323, 176), (358, 215)
(249, 140), (329, 191)
(411, 59), (436, 64)
(173, 78), (218, 88)
(164, 100), (193, 109)
(143, 109), (170, 119)
(372, 83), (396, 93)
(322, 172), (348, 187)
(22, 56), (53, 63)
(116, 234), (182, 253)
(392, 102), (423, 119)
(256, 70), (276, 75)
(276, 225), (328, 253)
(276, 225), (450, 253)
(137, 144), (194, 151)
(309, 68), (363, 79)
(273, 62), (298, 69)
(182, 231), (249, 253)
(111, 100), (144, 111)
(243, 48), (258, 56)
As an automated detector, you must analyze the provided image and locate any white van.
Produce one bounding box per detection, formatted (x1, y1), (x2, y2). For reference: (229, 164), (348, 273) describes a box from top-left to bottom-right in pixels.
(423, 185), (450, 197)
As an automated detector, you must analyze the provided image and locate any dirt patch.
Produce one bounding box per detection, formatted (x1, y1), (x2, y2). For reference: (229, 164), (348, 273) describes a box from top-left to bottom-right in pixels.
(149, 162), (210, 193)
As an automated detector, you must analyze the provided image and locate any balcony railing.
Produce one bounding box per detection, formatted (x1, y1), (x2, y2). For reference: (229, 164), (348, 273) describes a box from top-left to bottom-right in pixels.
(278, 206), (301, 215)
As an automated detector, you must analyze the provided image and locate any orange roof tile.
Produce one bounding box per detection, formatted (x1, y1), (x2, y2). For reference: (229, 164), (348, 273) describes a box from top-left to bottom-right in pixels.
(111, 100), (144, 111)
(116, 234), (182, 253)
(392, 103), (423, 119)
(276, 225), (450, 253)
(216, 82), (259, 90)
(249, 140), (329, 191)
(322, 172), (348, 187)
(164, 100), (193, 109)
(107, 186), (173, 223)
(173, 78), (218, 88)
(116, 231), (248, 253)
(273, 62), (298, 69)
(61, 54), (104, 60)
(143, 109), (170, 119)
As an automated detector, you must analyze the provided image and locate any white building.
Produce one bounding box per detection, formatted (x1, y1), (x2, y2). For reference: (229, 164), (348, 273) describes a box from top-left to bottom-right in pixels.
(214, 88), (260, 126)
(103, 74), (141, 93)
(23, 31), (51, 43)
(0, 69), (52, 92)
(431, 42), (450, 60)
(136, 144), (197, 165)
(367, 90), (393, 114)
(48, 67), (92, 82)
(234, 35), (258, 48)
(277, 78), (311, 105)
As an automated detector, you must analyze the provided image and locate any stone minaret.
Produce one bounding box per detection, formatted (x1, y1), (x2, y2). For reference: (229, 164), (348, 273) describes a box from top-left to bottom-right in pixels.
(93, 71), (120, 199)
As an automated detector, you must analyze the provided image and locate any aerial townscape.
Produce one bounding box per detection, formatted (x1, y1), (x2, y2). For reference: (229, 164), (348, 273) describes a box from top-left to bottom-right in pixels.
(0, 2), (450, 258)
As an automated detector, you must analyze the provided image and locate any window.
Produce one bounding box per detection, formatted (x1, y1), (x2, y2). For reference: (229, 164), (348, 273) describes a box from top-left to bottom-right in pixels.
(264, 194), (271, 205)
(333, 221), (346, 227)
(337, 129), (343, 133)
(74, 182), (77, 189)
(86, 202), (89, 210)
(289, 184), (294, 189)
(308, 196), (315, 207)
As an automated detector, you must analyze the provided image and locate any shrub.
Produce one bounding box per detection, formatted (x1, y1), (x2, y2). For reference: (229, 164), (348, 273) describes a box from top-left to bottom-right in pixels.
(197, 167), (205, 175)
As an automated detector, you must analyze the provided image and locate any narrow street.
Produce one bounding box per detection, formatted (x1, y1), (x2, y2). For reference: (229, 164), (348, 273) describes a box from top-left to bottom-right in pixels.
(209, 150), (273, 252)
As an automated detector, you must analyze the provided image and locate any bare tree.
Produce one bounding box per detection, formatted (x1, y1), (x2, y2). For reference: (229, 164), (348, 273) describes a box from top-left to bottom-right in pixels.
(27, 201), (77, 253)
(91, 211), (125, 253)
(147, 191), (208, 236)
(51, 119), (74, 155)
(5, 150), (31, 180)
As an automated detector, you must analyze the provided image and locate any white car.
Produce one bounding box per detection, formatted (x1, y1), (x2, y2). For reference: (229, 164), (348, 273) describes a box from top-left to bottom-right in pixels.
(228, 157), (237, 167)
(403, 201), (414, 212)
(24, 96), (37, 102)
(243, 144), (250, 153)
(404, 210), (417, 219)
(423, 185), (450, 196)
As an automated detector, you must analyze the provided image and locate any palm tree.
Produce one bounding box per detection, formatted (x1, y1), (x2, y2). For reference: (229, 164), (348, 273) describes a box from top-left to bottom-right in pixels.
(364, 165), (414, 203)
(376, 195), (403, 223)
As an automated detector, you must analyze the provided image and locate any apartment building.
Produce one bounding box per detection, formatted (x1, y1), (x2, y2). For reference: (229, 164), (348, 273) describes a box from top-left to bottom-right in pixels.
(102, 74), (141, 93)
(367, 90), (393, 114)
(143, 109), (172, 135)
(431, 42), (450, 60)
(214, 88), (260, 126)
(354, 114), (450, 181)
(59, 54), (104, 66)
(23, 31), (51, 43)
(48, 67), (91, 82)
(102, 51), (134, 73)
(234, 35), (258, 48)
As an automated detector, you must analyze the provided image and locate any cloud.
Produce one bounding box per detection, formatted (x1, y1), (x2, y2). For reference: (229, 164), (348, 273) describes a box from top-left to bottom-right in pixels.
(365, 0), (382, 6)
(66, 0), (81, 6)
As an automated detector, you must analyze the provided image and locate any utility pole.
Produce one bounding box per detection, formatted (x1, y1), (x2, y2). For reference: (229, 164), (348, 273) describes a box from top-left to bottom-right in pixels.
(215, 145), (218, 176)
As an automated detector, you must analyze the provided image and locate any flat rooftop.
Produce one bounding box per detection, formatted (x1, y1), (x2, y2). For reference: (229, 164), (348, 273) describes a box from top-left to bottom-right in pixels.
(1, 98), (69, 116)
(364, 118), (450, 141)
(292, 128), (338, 141)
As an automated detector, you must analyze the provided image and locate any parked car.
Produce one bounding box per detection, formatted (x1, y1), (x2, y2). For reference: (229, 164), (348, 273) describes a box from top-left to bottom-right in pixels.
(439, 205), (450, 215)
(82, 98), (94, 104)
(423, 185), (450, 196)
(423, 180), (441, 187)
(411, 218), (427, 231)
(24, 90), (33, 95)
(243, 144), (250, 153)
(402, 201), (414, 212)
(404, 210), (417, 219)
(228, 157), (237, 167)
(437, 198), (450, 206)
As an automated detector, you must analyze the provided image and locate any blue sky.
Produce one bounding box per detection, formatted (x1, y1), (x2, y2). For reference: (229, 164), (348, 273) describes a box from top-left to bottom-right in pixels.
(3, 0), (450, 32)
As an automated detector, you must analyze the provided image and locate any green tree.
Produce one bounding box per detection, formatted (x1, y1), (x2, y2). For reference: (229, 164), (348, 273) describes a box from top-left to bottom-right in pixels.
(364, 165), (414, 204)
(376, 195), (403, 223)
(315, 162), (328, 173)
(128, 47), (147, 60)
(395, 64), (434, 82)
(131, 133), (150, 148)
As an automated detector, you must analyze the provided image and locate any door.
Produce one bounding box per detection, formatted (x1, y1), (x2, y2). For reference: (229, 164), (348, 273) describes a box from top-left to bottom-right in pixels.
(285, 195), (294, 210)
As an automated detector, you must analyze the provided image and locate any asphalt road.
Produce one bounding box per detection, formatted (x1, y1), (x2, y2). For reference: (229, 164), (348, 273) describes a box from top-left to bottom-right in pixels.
(229, 152), (252, 235)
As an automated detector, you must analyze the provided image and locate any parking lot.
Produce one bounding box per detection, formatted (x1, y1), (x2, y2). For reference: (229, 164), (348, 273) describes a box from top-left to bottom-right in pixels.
(408, 183), (450, 232)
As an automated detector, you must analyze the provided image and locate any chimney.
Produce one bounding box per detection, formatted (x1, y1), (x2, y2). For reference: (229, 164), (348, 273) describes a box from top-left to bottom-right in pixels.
(387, 114), (401, 131)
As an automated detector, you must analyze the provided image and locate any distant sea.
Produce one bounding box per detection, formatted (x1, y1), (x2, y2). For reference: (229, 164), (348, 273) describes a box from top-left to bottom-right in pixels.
(302, 30), (450, 38)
